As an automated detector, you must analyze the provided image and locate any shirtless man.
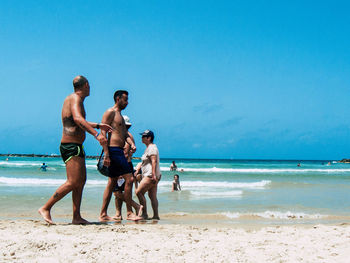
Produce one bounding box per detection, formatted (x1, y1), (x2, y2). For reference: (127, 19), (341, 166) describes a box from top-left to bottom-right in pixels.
(38, 75), (112, 224)
(99, 91), (142, 221)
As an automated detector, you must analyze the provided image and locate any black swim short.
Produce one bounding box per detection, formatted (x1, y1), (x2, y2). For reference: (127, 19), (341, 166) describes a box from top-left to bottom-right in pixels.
(113, 180), (125, 192)
(113, 162), (134, 192)
(60, 143), (85, 163)
(108, 147), (132, 177)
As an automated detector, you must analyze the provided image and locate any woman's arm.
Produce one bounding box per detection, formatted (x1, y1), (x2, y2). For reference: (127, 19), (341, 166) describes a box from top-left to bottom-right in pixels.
(150, 155), (158, 183)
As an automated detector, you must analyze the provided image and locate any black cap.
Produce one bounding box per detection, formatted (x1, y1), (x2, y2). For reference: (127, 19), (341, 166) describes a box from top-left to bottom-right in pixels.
(140, 129), (154, 138)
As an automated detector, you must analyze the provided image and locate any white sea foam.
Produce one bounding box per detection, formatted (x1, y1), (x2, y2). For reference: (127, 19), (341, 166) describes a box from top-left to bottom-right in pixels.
(0, 177), (106, 186)
(190, 190), (243, 198)
(158, 180), (271, 189)
(222, 211), (325, 220)
(0, 161), (43, 167)
(160, 167), (350, 173)
(0, 176), (269, 193)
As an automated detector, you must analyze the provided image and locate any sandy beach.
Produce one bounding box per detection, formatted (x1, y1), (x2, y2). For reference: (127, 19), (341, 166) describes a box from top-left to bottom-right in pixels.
(0, 220), (349, 262)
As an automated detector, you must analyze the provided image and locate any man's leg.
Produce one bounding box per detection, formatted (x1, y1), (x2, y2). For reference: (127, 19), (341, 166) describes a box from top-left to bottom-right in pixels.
(71, 158), (89, 224)
(38, 156), (87, 224)
(113, 191), (124, 220)
(99, 177), (118, 221)
(122, 173), (142, 221)
(131, 200), (143, 217)
(148, 183), (160, 220)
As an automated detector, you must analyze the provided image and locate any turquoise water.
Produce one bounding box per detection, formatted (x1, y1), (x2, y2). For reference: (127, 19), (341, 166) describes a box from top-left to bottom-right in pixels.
(1, 157), (350, 224)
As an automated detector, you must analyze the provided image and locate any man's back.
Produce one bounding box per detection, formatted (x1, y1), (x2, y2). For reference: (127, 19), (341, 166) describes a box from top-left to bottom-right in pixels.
(61, 94), (86, 144)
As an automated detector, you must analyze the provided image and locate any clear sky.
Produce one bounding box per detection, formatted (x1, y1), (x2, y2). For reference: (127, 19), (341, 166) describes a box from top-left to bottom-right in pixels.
(0, 0), (349, 160)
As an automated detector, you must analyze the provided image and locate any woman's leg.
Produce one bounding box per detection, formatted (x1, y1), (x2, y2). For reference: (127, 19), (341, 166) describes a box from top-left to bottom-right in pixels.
(135, 177), (154, 219)
(148, 183), (159, 220)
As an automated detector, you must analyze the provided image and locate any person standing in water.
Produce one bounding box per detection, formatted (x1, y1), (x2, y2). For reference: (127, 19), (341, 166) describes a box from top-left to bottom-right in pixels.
(38, 75), (112, 224)
(172, 174), (181, 191)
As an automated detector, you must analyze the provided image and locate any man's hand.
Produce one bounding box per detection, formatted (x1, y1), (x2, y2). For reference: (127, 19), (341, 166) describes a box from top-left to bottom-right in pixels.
(103, 155), (111, 167)
(130, 143), (136, 153)
(99, 123), (113, 133)
(97, 133), (107, 146)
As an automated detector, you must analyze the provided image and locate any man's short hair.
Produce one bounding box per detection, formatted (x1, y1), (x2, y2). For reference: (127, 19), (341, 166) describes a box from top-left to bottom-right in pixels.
(114, 90), (128, 102)
(73, 76), (88, 90)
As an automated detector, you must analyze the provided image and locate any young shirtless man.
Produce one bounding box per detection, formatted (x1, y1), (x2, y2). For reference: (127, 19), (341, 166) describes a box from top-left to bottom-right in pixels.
(99, 91), (142, 221)
(38, 75), (112, 224)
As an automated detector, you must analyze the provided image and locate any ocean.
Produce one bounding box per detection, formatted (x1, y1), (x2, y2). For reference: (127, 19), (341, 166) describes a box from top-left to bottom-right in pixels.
(1, 157), (350, 225)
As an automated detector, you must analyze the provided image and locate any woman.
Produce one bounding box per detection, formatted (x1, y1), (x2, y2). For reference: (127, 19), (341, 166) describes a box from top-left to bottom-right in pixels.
(170, 161), (177, 171)
(135, 130), (161, 219)
(172, 174), (181, 191)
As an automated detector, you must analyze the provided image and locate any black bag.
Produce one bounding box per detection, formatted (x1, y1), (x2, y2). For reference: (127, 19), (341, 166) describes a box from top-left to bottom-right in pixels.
(97, 150), (110, 177)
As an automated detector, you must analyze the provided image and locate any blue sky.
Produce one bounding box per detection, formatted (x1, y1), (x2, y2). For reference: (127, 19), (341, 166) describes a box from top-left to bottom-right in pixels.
(0, 0), (349, 159)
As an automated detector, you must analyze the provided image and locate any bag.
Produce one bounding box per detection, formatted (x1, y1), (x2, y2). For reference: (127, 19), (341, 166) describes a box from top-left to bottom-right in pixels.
(97, 150), (110, 177)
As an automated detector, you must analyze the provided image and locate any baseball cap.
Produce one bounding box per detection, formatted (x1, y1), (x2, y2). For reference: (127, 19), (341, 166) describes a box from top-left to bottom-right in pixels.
(123, 115), (132, 126)
(140, 129), (154, 138)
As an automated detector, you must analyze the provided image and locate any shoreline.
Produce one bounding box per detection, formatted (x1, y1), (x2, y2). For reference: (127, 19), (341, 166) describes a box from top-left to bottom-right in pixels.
(1, 219), (349, 262)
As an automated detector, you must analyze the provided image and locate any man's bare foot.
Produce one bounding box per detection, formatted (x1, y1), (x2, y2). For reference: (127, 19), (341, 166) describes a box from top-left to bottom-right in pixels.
(137, 205), (144, 217)
(99, 215), (115, 222)
(126, 212), (143, 221)
(72, 218), (90, 225)
(38, 207), (54, 224)
(112, 215), (122, 220)
(151, 216), (160, 220)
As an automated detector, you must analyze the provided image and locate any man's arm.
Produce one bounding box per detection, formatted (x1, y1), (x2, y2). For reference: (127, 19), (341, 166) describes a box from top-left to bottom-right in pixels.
(71, 95), (109, 145)
(87, 121), (113, 133)
(126, 136), (136, 153)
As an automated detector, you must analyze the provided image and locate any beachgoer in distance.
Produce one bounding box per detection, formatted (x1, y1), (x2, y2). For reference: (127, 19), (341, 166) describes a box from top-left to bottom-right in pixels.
(40, 163), (48, 171)
(135, 130), (161, 220)
(170, 160), (177, 171)
(38, 75), (112, 224)
(172, 174), (181, 191)
(112, 115), (143, 220)
(99, 91), (142, 221)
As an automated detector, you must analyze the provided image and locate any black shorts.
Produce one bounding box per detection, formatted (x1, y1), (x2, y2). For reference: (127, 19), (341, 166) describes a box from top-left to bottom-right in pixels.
(108, 147), (132, 177)
(114, 181), (125, 192)
(60, 143), (85, 163)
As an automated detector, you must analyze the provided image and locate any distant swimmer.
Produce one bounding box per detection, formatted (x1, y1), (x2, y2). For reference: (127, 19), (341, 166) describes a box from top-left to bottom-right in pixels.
(38, 75), (112, 225)
(172, 174), (181, 191)
(5, 158), (9, 161)
(40, 163), (48, 171)
(327, 162), (331, 166)
(170, 161), (177, 171)
(297, 163), (301, 167)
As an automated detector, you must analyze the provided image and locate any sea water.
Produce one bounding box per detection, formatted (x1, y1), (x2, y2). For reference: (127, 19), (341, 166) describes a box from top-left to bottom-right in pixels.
(1, 157), (350, 224)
